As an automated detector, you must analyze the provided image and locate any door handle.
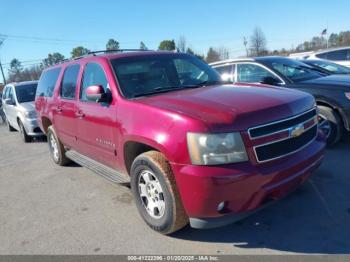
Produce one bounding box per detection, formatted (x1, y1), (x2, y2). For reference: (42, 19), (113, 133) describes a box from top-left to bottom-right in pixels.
(56, 106), (62, 113)
(75, 110), (85, 118)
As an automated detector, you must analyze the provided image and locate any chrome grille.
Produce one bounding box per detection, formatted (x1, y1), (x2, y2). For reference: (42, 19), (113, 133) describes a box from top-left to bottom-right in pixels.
(249, 108), (318, 163)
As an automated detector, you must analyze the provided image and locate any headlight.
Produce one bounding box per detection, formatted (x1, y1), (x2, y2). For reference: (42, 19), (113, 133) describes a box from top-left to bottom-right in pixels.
(345, 92), (350, 100)
(187, 132), (248, 165)
(24, 111), (37, 119)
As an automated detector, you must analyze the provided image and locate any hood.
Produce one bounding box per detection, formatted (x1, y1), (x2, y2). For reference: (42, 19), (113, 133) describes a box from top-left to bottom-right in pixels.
(19, 101), (36, 112)
(302, 75), (350, 90)
(137, 85), (315, 131)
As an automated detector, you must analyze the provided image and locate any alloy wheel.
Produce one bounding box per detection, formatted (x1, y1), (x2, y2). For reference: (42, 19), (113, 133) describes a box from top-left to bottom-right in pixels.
(138, 170), (166, 219)
(49, 133), (59, 162)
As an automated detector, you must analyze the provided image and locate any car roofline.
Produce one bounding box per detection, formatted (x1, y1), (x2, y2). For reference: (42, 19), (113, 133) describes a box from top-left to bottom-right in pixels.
(313, 46), (350, 54)
(209, 58), (254, 66)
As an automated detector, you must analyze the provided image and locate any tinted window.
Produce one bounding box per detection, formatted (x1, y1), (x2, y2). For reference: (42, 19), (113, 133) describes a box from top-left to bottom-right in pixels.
(264, 59), (324, 83)
(36, 68), (61, 97)
(80, 63), (109, 102)
(325, 49), (350, 61)
(15, 83), (37, 103)
(111, 54), (222, 98)
(310, 60), (350, 74)
(237, 63), (279, 83)
(60, 65), (80, 99)
(174, 58), (210, 84)
(315, 53), (327, 59)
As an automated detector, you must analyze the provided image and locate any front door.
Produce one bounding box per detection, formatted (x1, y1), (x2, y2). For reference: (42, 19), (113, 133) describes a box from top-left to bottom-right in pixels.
(75, 62), (118, 169)
(3, 87), (17, 128)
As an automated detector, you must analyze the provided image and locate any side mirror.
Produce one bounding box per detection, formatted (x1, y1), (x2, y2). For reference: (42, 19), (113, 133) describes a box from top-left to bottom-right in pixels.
(85, 85), (111, 103)
(261, 76), (281, 86)
(5, 98), (15, 106)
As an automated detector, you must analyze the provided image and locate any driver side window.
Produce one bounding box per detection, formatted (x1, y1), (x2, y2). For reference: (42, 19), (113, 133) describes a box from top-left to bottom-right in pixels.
(8, 88), (15, 103)
(80, 63), (109, 102)
(237, 63), (279, 83)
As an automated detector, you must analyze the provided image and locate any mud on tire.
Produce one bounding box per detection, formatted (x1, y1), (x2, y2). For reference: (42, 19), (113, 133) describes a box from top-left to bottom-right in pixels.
(130, 151), (188, 234)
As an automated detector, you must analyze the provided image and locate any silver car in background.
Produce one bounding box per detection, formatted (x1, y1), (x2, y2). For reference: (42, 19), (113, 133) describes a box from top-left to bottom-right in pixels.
(1, 81), (44, 142)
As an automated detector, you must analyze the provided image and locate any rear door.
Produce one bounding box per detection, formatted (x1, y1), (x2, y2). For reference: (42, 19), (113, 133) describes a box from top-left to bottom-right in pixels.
(53, 64), (81, 147)
(75, 62), (118, 169)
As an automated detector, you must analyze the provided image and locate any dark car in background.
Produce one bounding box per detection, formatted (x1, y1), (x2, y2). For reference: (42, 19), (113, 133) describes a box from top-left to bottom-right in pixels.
(302, 59), (350, 75)
(211, 57), (350, 146)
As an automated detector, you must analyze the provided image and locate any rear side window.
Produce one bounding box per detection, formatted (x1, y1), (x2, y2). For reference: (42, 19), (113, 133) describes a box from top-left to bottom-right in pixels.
(60, 65), (80, 99)
(315, 53), (327, 59)
(36, 68), (61, 97)
(80, 63), (109, 102)
(325, 49), (350, 61)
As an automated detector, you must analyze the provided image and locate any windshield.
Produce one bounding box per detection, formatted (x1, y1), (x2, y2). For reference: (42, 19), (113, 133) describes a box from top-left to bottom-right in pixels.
(307, 60), (350, 74)
(15, 83), (37, 103)
(111, 53), (223, 98)
(264, 59), (325, 83)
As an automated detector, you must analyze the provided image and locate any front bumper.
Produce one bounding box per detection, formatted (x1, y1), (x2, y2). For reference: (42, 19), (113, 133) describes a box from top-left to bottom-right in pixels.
(23, 117), (44, 137)
(171, 133), (325, 229)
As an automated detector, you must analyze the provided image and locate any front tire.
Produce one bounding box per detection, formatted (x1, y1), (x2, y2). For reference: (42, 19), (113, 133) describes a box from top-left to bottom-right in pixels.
(47, 126), (71, 166)
(130, 151), (188, 234)
(18, 120), (32, 143)
(318, 105), (343, 147)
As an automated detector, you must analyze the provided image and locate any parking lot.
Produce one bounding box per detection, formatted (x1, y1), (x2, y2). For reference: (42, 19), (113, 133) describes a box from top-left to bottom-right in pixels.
(0, 122), (349, 255)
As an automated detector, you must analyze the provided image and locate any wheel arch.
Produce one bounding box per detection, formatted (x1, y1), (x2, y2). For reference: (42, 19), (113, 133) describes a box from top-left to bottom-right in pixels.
(316, 99), (348, 130)
(123, 138), (170, 176)
(41, 116), (52, 134)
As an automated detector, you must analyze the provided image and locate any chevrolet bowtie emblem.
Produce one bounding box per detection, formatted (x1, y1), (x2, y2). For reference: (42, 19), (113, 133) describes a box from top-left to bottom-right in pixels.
(290, 124), (305, 138)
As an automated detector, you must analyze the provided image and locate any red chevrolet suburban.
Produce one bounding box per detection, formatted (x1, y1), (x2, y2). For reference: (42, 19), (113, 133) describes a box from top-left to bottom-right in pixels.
(35, 50), (326, 234)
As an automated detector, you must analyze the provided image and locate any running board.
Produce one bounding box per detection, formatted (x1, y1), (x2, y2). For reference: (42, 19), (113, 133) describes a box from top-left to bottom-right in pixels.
(65, 150), (130, 184)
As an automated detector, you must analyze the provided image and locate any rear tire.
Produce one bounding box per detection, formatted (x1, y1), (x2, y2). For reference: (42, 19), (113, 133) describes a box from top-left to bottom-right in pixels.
(18, 120), (32, 143)
(47, 126), (71, 166)
(318, 105), (343, 147)
(130, 151), (188, 234)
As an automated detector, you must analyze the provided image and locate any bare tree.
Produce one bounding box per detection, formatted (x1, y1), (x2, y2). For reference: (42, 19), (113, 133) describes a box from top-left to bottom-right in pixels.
(249, 27), (267, 56)
(177, 36), (187, 52)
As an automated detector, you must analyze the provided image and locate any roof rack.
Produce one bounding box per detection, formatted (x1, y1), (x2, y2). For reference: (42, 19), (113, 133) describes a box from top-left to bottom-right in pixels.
(52, 49), (154, 66)
(88, 49), (153, 56)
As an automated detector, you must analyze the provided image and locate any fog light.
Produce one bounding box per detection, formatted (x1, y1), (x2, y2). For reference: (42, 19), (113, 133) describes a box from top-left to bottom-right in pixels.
(217, 201), (226, 212)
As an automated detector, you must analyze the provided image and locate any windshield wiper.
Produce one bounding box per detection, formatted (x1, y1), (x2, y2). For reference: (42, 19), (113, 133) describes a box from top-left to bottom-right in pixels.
(131, 81), (231, 98)
(180, 80), (232, 89)
(132, 86), (185, 98)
